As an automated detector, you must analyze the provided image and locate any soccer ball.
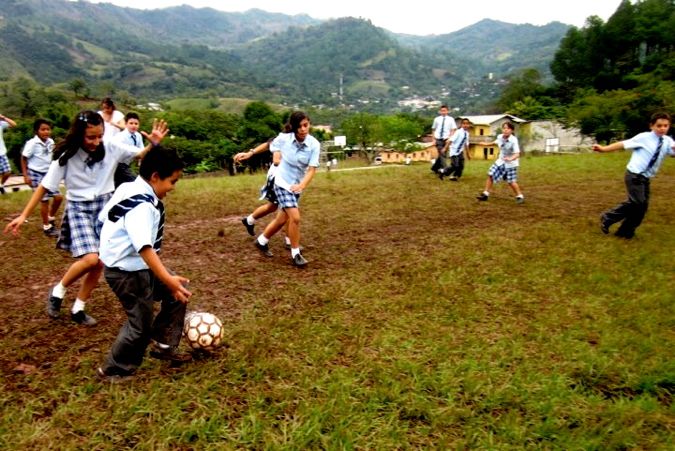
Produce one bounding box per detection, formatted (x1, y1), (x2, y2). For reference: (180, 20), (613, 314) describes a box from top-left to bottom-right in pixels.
(183, 311), (224, 351)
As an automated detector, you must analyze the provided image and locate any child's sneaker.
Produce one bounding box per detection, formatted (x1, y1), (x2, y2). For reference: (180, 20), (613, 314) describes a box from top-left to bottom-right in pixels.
(150, 344), (192, 364)
(516, 196), (525, 204)
(241, 217), (255, 236)
(43, 226), (59, 238)
(96, 367), (133, 383)
(476, 193), (489, 201)
(46, 289), (62, 319)
(71, 310), (97, 326)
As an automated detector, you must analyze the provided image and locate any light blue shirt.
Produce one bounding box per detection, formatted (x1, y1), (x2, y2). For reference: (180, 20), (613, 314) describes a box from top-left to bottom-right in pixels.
(270, 132), (321, 190)
(448, 129), (469, 157)
(623, 131), (674, 178)
(114, 129), (144, 149)
(22, 136), (55, 173)
(99, 177), (161, 271)
(494, 134), (520, 168)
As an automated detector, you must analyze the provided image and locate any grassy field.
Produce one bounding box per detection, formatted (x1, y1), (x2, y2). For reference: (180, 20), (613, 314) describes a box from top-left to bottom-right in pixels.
(0, 153), (673, 449)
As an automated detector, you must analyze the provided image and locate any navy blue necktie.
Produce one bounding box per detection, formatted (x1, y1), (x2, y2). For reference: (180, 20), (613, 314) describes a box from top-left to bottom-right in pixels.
(439, 117), (445, 138)
(108, 193), (164, 251)
(131, 134), (137, 146)
(456, 131), (467, 154)
(645, 136), (664, 173)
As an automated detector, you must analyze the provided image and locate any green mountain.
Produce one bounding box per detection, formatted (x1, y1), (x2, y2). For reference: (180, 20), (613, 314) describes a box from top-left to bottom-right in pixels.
(0, 0), (569, 111)
(397, 19), (570, 79)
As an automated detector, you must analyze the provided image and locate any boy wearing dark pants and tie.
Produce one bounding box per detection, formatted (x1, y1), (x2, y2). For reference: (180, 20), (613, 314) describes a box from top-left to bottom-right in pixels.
(97, 146), (192, 380)
(440, 118), (472, 181)
(430, 105), (456, 174)
(594, 112), (674, 239)
(113, 112), (144, 188)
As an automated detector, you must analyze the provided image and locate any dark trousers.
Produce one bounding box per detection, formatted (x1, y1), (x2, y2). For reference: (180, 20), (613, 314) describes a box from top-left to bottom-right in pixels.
(114, 163), (136, 188)
(102, 267), (186, 375)
(431, 139), (447, 172)
(443, 154), (465, 178)
(603, 171), (651, 237)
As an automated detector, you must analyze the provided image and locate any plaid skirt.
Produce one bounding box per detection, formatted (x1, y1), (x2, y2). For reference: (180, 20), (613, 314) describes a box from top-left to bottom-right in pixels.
(0, 155), (10, 173)
(273, 185), (300, 209)
(259, 175), (278, 205)
(488, 164), (518, 183)
(57, 193), (112, 257)
(27, 168), (61, 201)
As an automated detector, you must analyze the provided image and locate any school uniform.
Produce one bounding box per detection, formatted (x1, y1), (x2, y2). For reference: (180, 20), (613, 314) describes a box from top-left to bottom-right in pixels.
(0, 121), (11, 174)
(271, 132), (321, 209)
(431, 115), (457, 173)
(442, 128), (470, 179)
(112, 129), (143, 187)
(98, 176), (186, 376)
(487, 134), (520, 183)
(40, 140), (142, 257)
(602, 131), (675, 237)
(22, 136), (60, 200)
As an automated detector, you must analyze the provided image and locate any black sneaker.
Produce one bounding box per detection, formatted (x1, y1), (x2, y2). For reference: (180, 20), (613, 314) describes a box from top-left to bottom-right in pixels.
(449, 176), (458, 181)
(255, 240), (273, 257)
(49, 218), (56, 227)
(614, 231), (635, 240)
(43, 226), (59, 238)
(476, 193), (489, 201)
(46, 289), (62, 319)
(516, 196), (525, 204)
(438, 170), (445, 180)
(0, 186), (5, 195)
(71, 310), (97, 326)
(292, 253), (308, 267)
(96, 367), (133, 383)
(284, 243), (304, 251)
(150, 345), (192, 364)
(241, 217), (255, 236)
(600, 216), (610, 234)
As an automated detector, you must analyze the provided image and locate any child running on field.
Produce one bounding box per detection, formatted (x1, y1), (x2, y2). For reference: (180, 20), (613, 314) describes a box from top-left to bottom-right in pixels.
(97, 145), (192, 380)
(594, 112), (675, 239)
(254, 111), (320, 267)
(4, 111), (169, 326)
(21, 119), (64, 237)
(476, 122), (525, 204)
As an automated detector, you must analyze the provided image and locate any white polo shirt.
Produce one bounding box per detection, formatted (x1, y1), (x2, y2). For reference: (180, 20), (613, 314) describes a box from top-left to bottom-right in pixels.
(493, 134), (520, 168)
(22, 136), (55, 173)
(41, 139), (141, 201)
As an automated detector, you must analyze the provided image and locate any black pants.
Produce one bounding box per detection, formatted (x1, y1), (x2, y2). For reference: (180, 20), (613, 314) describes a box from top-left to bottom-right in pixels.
(603, 171), (651, 237)
(114, 163), (136, 188)
(431, 139), (447, 172)
(443, 155), (465, 178)
(101, 267), (186, 375)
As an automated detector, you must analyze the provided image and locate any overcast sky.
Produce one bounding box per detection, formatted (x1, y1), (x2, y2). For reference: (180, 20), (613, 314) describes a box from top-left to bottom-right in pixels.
(87, 0), (622, 35)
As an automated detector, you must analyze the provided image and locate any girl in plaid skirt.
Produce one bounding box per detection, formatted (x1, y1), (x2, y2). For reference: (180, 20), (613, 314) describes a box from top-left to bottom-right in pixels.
(476, 122), (525, 204)
(5, 111), (169, 326)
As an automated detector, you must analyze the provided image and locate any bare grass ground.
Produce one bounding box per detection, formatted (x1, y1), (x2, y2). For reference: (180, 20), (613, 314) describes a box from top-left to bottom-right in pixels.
(0, 153), (673, 448)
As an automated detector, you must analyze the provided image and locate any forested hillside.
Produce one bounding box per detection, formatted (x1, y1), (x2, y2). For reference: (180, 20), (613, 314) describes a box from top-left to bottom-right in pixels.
(0, 0), (570, 110)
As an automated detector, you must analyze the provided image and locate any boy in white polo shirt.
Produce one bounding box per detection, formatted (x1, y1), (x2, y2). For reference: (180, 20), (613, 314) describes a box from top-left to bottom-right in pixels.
(594, 112), (675, 239)
(21, 119), (64, 237)
(113, 112), (144, 187)
(97, 145), (192, 380)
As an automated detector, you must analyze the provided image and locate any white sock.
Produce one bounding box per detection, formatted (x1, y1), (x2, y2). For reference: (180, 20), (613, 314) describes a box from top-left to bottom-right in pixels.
(516, 194), (524, 199)
(53, 282), (67, 299)
(48, 216), (56, 222)
(257, 235), (269, 246)
(71, 298), (86, 314)
(246, 214), (256, 225)
(43, 224), (53, 231)
(284, 236), (291, 246)
(291, 247), (300, 257)
(156, 342), (170, 349)
(483, 191), (490, 197)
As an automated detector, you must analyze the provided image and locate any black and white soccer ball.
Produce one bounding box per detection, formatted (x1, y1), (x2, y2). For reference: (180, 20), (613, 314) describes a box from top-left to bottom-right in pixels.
(183, 311), (224, 351)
